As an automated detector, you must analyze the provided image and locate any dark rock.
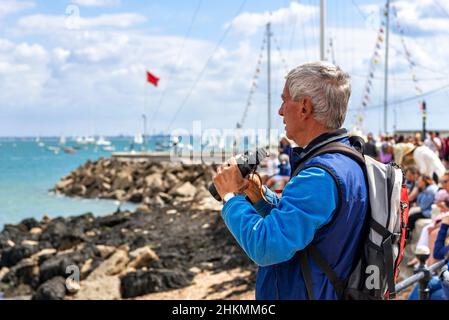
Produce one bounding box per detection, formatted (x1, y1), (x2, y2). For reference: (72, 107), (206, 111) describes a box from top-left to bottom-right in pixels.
(94, 213), (129, 228)
(39, 244), (101, 283)
(3, 283), (33, 298)
(2, 259), (39, 289)
(120, 269), (190, 298)
(39, 255), (74, 284)
(128, 191), (143, 203)
(39, 219), (85, 250)
(0, 245), (38, 268)
(19, 218), (40, 231)
(39, 219), (67, 247)
(32, 276), (67, 300)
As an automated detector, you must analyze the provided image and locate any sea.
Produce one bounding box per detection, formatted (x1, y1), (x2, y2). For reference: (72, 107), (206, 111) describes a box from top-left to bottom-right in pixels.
(0, 137), (169, 228)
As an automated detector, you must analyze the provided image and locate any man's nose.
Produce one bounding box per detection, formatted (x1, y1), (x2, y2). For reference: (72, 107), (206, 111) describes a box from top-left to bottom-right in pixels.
(278, 103), (284, 116)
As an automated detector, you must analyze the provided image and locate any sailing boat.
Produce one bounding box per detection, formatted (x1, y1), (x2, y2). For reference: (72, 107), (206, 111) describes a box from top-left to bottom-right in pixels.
(36, 136), (45, 147)
(59, 135), (66, 145)
(134, 133), (144, 145)
(96, 136), (112, 146)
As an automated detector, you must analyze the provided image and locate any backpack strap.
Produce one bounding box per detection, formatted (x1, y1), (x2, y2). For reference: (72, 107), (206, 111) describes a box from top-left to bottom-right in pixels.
(292, 142), (366, 178)
(294, 141), (367, 300)
(298, 250), (316, 300)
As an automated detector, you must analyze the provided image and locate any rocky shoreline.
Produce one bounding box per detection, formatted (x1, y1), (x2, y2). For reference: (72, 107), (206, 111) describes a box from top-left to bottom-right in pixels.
(0, 159), (255, 300)
(52, 158), (220, 211)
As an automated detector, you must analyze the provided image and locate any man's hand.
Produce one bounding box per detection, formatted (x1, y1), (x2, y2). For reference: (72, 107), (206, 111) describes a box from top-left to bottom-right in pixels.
(244, 174), (265, 204)
(213, 157), (249, 200)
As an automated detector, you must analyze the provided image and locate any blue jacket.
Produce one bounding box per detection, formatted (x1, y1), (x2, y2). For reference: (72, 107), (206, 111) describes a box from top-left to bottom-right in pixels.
(434, 223), (449, 260)
(417, 185), (438, 217)
(221, 130), (369, 300)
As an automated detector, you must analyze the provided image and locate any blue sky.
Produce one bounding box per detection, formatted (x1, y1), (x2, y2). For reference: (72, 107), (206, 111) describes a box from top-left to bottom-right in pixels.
(1, 0), (449, 137)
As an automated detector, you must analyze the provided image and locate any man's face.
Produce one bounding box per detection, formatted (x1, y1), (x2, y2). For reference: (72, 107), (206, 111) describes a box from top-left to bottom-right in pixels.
(278, 85), (303, 141)
(406, 171), (416, 182)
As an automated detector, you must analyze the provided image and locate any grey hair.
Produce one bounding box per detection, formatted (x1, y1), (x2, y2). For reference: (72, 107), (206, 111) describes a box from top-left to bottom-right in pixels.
(286, 61), (351, 129)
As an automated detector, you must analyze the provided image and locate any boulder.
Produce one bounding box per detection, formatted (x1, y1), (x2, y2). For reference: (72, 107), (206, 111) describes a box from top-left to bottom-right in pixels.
(94, 213), (129, 228)
(39, 254), (75, 283)
(120, 269), (190, 298)
(71, 184), (87, 196)
(113, 190), (127, 201)
(19, 218), (40, 231)
(0, 245), (38, 268)
(56, 178), (73, 191)
(39, 219), (84, 250)
(127, 246), (161, 269)
(29, 227), (42, 235)
(128, 190), (143, 203)
(96, 245), (115, 259)
(112, 172), (133, 191)
(2, 283), (33, 298)
(88, 248), (129, 278)
(71, 248), (129, 300)
(2, 258), (39, 288)
(32, 276), (67, 300)
(135, 205), (152, 215)
(171, 182), (197, 198)
(0, 267), (10, 282)
(81, 174), (96, 187)
(158, 192), (171, 203)
(144, 173), (164, 192)
(21, 240), (39, 247)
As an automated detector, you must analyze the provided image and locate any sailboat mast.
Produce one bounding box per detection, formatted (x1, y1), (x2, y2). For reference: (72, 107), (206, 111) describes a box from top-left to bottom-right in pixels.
(384, 0), (390, 134)
(266, 22), (272, 148)
(320, 0), (326, 61)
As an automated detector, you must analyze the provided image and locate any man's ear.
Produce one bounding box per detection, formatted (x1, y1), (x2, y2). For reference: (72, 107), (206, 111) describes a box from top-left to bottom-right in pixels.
(299, 96), (313, 118)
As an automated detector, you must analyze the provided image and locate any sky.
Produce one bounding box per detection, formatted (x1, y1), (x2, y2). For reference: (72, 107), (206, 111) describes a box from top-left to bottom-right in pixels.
(1, 0), (449, 137)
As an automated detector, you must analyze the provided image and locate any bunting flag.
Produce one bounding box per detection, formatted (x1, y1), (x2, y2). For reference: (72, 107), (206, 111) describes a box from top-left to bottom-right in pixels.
(146, 71), (159, 87)
(353, 2), (389, 130)
(239, 34), (266, 129)
(391, 4), (423, 100)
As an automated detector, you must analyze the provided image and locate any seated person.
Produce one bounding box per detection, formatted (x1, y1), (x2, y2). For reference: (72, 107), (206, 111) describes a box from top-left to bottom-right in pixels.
(405, 167), (419, 204)
(408, 173), (449, 267)
(408, 215), (449, 300)
(266, 153), (291, 192)
(407, 174), (438, 233)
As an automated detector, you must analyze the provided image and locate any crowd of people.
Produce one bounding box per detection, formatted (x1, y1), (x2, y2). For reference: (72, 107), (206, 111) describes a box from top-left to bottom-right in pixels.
(260, 130), (449, 299)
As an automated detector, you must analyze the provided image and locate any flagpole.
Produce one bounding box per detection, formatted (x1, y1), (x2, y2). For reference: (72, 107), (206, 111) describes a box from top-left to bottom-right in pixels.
(143, 70), (148, 151)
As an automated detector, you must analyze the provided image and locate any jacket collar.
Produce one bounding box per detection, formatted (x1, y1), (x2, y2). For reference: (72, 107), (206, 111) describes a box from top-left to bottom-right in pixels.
(290, 128), (349, 173)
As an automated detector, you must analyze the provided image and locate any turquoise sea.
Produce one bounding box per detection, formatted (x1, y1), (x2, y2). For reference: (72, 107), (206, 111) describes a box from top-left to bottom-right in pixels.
(0, 137), (166, 228)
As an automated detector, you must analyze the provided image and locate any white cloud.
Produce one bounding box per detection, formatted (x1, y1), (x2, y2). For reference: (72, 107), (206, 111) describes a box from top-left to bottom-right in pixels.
(15, 42), (47, 62)
(392, 0), (449, 36)
(71, 0), (121, 7)
(0, 0), (34, 18)
(53, 48), (71, 64)
(1, 1), (449, 136)
(226, 2), (318, 37)
(16, 13), (147, 32)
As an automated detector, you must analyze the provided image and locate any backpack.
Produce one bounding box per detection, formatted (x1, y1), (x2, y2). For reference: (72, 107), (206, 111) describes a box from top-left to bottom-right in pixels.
(293, 136), (410, 300)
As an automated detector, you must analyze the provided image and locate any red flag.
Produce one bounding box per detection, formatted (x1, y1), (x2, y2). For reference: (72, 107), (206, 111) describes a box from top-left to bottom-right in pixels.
(146, 71), (159, 87)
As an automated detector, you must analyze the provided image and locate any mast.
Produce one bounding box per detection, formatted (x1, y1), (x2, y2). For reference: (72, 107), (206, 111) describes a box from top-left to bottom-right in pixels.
(384, 0), (390, 134)
(142, 114), (147, 150)
(320, 0), (326, 61)
(266, 22), (272, 148)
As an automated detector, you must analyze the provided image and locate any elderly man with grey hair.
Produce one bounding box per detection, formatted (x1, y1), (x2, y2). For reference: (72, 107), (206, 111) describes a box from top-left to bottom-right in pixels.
(213, 61), (368, 300)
